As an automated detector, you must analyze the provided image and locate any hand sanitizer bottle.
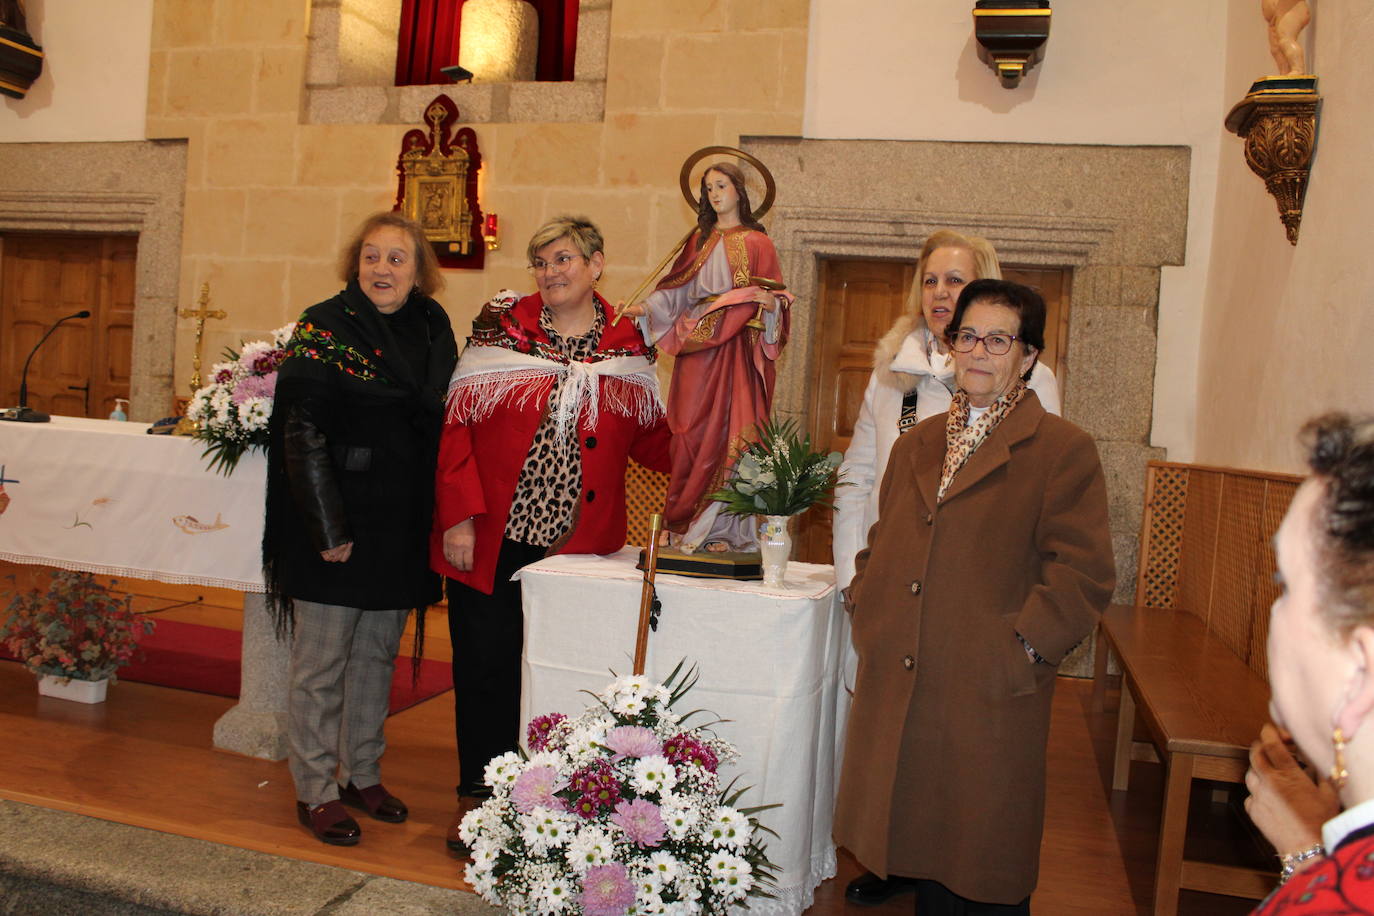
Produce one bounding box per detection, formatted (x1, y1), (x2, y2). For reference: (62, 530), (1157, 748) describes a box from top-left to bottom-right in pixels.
(109, 398), (128, 421)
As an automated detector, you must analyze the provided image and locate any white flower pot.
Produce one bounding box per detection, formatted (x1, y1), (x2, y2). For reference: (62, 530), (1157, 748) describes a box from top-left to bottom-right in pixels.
(37, 674), (109, 704)
(758, 515), (793, 588)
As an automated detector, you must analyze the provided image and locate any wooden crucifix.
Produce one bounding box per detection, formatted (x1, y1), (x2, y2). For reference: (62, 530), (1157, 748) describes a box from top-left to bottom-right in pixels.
(178, 282), (227, 395)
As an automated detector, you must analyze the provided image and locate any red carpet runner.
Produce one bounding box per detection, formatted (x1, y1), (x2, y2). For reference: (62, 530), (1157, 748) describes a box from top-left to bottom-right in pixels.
(2, 618), (452, 715)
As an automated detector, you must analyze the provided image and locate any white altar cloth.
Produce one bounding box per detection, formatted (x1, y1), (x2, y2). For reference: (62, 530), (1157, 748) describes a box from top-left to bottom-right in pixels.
(0, 416), (267, 591)
(517, 548), (847, 916)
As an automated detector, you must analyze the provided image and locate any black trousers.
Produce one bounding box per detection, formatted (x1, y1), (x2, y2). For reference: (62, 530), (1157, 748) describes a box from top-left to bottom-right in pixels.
(915, 880), (1030, 916)
(446, 538), (547, 796)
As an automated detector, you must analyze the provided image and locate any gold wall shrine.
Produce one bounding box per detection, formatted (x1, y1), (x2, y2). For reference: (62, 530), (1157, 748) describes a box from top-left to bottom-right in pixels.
(394, 93), (487, 269)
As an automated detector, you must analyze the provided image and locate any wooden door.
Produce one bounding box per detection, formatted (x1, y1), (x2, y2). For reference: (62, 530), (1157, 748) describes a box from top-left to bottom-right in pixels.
(797, 258), (915, 564)
(1003, 266), (1071, 389)
(0, 234), (137, 418)
(796, 258), (1073, 565)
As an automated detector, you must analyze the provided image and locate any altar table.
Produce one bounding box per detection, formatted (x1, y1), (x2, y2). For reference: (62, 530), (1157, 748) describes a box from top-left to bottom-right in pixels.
(517, 549), (847, 916)
(0, 416), (287, 758)
(0, 416), (266, 590)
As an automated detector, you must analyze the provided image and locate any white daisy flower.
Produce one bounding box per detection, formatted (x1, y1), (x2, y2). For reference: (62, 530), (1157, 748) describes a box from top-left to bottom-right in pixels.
(519, 806), (574, 854)
(631, 755), (677, 795)
(644, 850), (682, 885)
(564, 826), (614, 872)
(484, 751), (525, 790)
(704, 805), (752, 848)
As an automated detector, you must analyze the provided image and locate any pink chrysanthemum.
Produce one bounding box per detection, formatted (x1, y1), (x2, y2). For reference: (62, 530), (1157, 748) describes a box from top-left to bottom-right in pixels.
(610, 798), (666, 848)
(605, 725), (661, 760)
(510, 764), (564, 813)
(579, 862), (636, 916)
(231, 372), (276, 404)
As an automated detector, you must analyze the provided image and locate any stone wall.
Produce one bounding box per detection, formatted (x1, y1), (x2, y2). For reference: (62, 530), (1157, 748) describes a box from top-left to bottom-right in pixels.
(144, 0), (809, 388)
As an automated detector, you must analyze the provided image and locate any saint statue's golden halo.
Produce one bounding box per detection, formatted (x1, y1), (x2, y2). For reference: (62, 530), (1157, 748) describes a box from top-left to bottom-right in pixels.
(678, 146), (777, 220)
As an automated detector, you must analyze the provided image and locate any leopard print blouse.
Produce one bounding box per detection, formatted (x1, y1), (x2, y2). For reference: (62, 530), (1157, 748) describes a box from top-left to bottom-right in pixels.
(503, 305), (605, 547)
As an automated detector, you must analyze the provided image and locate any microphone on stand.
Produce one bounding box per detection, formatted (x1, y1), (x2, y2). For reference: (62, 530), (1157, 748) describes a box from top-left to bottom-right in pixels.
(1, 310), (92, 423)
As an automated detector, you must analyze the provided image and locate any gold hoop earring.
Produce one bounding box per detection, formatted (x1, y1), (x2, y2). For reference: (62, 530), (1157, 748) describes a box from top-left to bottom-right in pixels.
(1332, 727), (1350, 789)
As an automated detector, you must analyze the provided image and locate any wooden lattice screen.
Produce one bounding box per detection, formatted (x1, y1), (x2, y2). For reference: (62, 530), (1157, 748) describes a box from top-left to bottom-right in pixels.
(1132, 461), (1301, 679)
(624, 461), (669, 548)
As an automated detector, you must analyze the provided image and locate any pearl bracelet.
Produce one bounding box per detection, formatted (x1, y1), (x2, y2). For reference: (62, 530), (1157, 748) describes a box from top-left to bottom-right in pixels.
(1279, 843), (1325, 884)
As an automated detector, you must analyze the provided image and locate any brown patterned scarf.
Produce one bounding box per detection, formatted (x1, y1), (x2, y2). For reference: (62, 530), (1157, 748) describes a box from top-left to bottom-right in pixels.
(937, 380), (1029, 502)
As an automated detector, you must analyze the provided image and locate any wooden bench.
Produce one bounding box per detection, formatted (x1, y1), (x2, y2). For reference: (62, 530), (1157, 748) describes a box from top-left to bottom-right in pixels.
(1094, 460), (1301, 916)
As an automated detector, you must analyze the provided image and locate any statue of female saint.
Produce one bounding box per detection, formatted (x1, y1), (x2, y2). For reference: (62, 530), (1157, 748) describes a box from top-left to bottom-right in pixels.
(625, 161), (792, 554)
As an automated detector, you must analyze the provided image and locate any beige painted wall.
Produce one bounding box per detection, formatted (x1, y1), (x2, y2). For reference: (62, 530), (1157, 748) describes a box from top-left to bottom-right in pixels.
(1194, 3), (1374, 472)
(1, 0), (154, 141)
(145, 0), (807, 391)
(803, 0), (1243, 463)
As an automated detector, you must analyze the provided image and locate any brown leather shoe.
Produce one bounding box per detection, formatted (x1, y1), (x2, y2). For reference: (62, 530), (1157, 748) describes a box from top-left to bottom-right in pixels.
(297, 800), (361, 846)
(445, 794), (485, 854)
(338, 781), (408, 823)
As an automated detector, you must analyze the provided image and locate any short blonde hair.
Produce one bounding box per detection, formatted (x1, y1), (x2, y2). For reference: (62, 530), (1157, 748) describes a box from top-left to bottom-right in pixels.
(526, 215), (605, 264)
(904, 229), (1001, 318)
(338, 211), (444, 297)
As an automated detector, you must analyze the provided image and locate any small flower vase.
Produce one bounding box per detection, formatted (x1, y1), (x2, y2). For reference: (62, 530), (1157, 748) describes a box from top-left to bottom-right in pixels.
(37, 674), (109, 704)
(758, 515), (793, 588)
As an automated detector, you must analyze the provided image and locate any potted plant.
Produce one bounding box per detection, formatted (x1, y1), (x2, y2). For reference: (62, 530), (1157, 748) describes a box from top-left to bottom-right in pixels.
(708, 419), (845, 587)
(1, 570), (154, 703)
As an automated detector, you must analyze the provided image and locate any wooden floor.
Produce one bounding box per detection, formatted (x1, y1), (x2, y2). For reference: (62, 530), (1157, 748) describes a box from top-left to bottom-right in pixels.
(0, 663), (1263, 914)
(0, 564), (1264, 914)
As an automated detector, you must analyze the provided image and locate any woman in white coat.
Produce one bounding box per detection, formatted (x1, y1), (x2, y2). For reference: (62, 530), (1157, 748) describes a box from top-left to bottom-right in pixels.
(833, 230), (1062, 905)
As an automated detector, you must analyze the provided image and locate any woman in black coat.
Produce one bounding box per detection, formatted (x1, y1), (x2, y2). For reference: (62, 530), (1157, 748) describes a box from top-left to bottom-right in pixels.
(264, 212), (457, 846)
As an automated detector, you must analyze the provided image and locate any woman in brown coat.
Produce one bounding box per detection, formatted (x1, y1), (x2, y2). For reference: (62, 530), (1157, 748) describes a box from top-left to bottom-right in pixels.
(834, 279), (1116, 914)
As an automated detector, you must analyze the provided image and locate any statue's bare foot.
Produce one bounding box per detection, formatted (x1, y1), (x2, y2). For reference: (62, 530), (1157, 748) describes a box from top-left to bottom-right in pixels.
(657, 529), (672, 547)
(703, 541), (730, 554)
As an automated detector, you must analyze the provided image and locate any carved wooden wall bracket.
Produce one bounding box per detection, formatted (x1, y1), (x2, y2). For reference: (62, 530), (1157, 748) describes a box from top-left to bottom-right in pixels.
(1225, 76), (1320, 245)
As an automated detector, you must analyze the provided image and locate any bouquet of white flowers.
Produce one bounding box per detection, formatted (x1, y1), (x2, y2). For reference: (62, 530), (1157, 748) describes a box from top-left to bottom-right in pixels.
(185, 323), (295, 475)
(708, 419), (844, 518)
(459, 664), (778, 915)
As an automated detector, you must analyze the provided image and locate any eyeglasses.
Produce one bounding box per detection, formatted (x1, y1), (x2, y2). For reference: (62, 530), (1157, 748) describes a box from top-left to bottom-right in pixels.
(950, 330), (1020, 356)
(528, 253), (584, 275)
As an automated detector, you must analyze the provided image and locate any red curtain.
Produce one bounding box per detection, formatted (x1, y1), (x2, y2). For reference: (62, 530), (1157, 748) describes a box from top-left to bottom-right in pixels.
(395, 0), (579, 86)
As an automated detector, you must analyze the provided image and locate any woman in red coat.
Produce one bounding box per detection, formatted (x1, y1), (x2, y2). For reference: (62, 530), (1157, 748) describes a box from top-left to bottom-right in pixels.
(431, 215), (671, 852)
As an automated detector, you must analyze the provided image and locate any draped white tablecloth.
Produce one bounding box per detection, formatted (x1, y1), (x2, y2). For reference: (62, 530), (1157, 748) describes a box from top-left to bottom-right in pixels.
(0, 416), (267, 591)
(517, 548), (847, 916)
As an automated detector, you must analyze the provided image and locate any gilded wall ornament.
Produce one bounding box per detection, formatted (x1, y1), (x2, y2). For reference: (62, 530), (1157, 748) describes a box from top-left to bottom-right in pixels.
(1225, 77), (1319, 246)
(394, 94), (486, 269)
(1225, 2), (1317, 245)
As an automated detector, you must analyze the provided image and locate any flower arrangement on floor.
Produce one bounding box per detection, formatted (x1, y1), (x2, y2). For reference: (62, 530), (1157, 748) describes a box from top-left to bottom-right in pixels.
(186, 322), (295, 475)
(1, 570), (153, 682)
(458, 664), (779, 915)
(708, 419), (844, 518)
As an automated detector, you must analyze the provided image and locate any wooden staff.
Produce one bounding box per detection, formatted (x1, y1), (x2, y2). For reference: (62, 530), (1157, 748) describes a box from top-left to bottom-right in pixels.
(633, 514), (664, 674)
(611, 229), (696, 327)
